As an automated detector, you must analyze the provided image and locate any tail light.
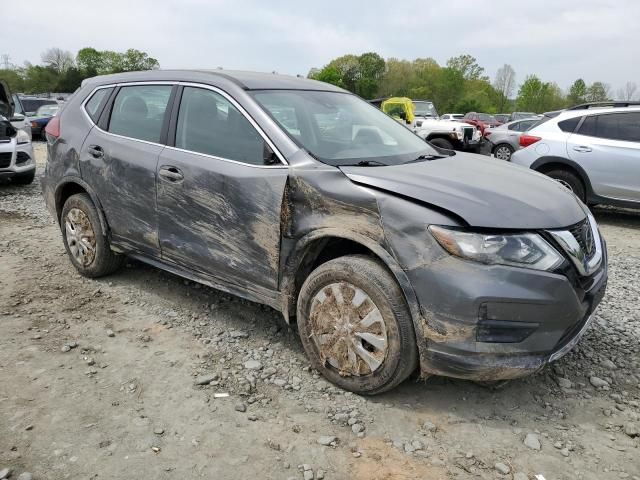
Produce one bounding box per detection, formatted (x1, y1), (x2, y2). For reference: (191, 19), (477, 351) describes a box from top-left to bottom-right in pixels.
(519, 135), (541, 147)
(45, 117), (60, 139)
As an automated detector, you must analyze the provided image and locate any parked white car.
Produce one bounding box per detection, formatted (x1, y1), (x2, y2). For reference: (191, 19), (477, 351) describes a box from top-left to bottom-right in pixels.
(510, 102), (640, 207)
(0, 81), (36, 184)
(414, 117), (482, 152)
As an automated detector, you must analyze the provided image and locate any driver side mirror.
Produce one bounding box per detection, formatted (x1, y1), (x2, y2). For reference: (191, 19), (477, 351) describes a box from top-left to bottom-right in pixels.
(263, 142), (279, 165)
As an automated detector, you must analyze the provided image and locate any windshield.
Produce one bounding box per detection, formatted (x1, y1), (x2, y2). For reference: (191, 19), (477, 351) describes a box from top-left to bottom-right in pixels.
(21, 98), (57, 115)
(413, 101), (437, 117)
(251, 90), (437, 166)
(36, 104), (59, 117)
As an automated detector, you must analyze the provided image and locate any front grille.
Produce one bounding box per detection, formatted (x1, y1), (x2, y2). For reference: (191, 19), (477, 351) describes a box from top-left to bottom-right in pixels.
(0, 152), (12, 168)
(462, 127), (473, 141)
(569, 219), (596, 259)
(16, 152), (30, 164)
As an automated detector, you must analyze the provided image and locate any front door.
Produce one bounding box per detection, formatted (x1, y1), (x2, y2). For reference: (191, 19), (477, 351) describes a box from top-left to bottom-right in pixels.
(567, 112), (640, 203)
(156, 86), (288, 290)
(80, 84), (174, 255)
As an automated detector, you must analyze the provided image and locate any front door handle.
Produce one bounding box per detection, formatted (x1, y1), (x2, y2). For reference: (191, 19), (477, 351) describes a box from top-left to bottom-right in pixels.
(87, 145), (104, 158)
(158, 165), (184, 182)
(573, 145), (592, 153)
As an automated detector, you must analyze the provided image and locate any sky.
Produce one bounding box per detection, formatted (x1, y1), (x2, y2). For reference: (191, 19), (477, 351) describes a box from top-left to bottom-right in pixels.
(2, 0), (639, 93)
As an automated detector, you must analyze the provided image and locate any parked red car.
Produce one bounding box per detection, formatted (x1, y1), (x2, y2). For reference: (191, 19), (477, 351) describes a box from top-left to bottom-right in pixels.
(463, 112), (501, 135)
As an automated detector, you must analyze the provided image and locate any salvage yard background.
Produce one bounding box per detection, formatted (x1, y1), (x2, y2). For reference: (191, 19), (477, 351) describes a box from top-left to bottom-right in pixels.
(1, 143), (639, 480)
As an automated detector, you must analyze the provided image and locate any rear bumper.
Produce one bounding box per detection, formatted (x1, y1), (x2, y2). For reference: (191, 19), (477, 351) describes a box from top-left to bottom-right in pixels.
(410, 238), (608, 381)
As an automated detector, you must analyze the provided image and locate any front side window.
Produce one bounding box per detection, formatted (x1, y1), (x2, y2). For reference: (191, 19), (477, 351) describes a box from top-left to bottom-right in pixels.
(175, 87), (266, 165)
(252, 90), (437, 166)
(108, 85), (172, 143)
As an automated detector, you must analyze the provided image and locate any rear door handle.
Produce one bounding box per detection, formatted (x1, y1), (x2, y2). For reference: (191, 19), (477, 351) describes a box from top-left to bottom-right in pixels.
(573, 145), (592, 153)
(158, 165), (184, 182)
(87, 145), (104, 158)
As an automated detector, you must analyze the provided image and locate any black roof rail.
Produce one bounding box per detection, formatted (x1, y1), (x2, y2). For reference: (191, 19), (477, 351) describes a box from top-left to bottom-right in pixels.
(568, 101), (640, 110)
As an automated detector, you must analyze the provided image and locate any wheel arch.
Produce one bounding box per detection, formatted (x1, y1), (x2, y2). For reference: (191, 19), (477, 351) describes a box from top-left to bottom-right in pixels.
(530, 156), (594, 199)
(54, 177), (109, 235)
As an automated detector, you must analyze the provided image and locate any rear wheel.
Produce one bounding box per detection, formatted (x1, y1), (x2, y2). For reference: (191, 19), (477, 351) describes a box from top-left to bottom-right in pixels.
(544, 169), (586, 202)
(297, 255), (418, 395)
(493, 143), (514, 161)
(61, 193), (124, 277)
(429, 138), (454, 150)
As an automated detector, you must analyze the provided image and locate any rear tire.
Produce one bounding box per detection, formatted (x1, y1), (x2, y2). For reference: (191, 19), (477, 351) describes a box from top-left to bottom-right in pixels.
(297, 255), (418, 395)
(493, 143), (514, 161)
(11, 170), (35, 185)
(544, 169), (586, 202)
(61, 193), (124, 278)
(429, 138), (454, 150)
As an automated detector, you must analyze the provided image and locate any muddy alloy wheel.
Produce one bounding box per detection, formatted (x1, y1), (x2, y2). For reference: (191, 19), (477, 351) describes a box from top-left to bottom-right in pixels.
(65, 208), (97, 267)
(309, 282), (389, 376)
(61, 193), (124, 278)
(297, 255), (418, 395)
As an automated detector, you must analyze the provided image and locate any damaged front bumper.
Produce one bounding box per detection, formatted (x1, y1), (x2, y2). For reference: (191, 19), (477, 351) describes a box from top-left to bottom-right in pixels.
(410, 239), (608, 381)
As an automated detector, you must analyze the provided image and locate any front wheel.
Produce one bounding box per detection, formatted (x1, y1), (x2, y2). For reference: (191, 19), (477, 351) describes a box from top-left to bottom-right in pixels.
(297, 255), (418, 395)
(493, 143), (514, 161)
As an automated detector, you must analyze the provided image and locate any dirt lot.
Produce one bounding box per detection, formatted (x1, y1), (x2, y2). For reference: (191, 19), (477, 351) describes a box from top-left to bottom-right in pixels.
(1, 143), (639, 480)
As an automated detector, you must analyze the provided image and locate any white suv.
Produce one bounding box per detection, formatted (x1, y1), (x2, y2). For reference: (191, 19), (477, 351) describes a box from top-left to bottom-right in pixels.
(510, 102), (640, 207)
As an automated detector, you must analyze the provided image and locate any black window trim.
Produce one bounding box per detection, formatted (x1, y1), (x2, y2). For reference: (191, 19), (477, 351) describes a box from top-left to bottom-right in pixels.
(576, 111), (640, 143)
(164, 82), (288, 168)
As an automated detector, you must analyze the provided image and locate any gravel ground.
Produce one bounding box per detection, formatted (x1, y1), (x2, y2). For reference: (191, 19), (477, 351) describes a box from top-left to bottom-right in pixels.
(0, 142), (639, 480)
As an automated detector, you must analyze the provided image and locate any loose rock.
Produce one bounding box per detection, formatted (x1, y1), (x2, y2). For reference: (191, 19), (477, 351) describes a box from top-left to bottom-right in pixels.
(524, 433), (541, 450)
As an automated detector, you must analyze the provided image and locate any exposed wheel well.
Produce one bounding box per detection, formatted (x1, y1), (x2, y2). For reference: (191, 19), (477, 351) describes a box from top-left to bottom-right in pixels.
(286, 237), (384, 321)
(56, 182), (88, 222)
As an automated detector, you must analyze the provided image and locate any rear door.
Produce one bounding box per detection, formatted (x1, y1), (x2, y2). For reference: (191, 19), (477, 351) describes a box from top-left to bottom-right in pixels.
(567, 112), (640, 202)
(156, 85), (288, 290)
(80, 83), (175, 256)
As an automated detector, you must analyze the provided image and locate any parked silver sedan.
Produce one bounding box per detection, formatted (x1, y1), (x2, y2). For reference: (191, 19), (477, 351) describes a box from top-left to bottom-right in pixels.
(484, 118), (539, 160)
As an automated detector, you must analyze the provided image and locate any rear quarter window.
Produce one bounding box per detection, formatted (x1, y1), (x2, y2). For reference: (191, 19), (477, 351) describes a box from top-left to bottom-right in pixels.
(84, 88), (113, 123)
(558, 116), (581, 133)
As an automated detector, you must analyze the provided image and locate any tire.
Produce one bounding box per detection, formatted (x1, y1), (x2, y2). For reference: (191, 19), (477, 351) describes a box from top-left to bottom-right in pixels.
(61, 193), (124, 278)
(544, 169), (586, 202)
(493, 143), (514, 161)
(429, 138), (454, 150)
(11, 169), (35, 185)
(297, 255), (418, 395)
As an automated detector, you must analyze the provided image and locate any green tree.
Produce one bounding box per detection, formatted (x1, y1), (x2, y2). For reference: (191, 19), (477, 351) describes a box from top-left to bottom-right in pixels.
(446, 54), (487, 81)
(310, 65), (342, 87)
(355, 52), (385, 99)
(0, 69), (26, 93)
(76, 47), (105, 76)
(585, 82), (610, 102)
(119, 49), (160, 72)
(567, 79), (587, 106)
(41, 48), (75, 74)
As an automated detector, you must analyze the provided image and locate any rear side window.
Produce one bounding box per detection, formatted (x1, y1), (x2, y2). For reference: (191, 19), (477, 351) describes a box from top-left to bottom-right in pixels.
(84, 88), (112, 123)
(507, 122), (520, 131)
(108, 85), (172, 143)
(175, 87), (265, 165)
(558, 116), (581, 133)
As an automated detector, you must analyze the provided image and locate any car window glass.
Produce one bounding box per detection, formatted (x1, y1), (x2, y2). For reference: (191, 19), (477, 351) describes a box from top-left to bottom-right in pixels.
(108, 85), (172, 143)
(596, 113), (640, 142)
(12, 95), (24, 115)
(175, 87), (266, 165)
(507, 122), (519, 131)
(84, 88), (112, 122)
(578, 115), (597, 137)
(559, 116), (581, 133)
(519, 120), (536, 131)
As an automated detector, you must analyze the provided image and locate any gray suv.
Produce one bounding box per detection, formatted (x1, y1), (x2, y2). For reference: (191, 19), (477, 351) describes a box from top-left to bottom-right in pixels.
(42, 70), (608, 394)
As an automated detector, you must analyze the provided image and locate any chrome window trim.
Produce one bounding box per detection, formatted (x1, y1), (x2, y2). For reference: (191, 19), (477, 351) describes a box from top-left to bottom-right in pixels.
(79, 81), (289, 167)
(547, 211), (603, 277)
(80, 82), (175, 148)
(176, 82), (288, 167)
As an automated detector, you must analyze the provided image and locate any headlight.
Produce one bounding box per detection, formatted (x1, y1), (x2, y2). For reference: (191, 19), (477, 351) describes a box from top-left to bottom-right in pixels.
(429, 225), (564, 271)
(17, 129), (31, 145)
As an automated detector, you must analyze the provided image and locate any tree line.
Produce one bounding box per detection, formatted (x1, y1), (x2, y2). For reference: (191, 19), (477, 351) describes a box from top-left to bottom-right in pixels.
(0, 47), (159, 94)
(309, 53), (638, 114)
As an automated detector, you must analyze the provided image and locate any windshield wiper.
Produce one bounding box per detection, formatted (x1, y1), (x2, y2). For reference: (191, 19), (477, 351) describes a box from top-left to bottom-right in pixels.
(404, 154), (445, 164)
(341, 160), (388, 167)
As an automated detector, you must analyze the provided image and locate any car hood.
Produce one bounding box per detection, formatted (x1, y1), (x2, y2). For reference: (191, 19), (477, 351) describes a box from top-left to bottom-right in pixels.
(340, 153), (586, 229)
(0, 80), (14, 119)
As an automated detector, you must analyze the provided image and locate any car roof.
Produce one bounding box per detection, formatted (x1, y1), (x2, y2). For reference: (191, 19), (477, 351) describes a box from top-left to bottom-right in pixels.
(81, 69), (346, 92)
(552, 105), (640, 121)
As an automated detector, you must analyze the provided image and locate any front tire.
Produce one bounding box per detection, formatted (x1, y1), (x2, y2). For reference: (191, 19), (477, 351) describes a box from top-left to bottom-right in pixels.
(297, 255), (418, 395)
(61, 193), (124, 278)
(544, 169), (586, 202)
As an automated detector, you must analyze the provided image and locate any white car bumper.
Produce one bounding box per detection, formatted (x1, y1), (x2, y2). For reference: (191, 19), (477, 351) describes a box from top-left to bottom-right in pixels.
(0, 137), (36, 178)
